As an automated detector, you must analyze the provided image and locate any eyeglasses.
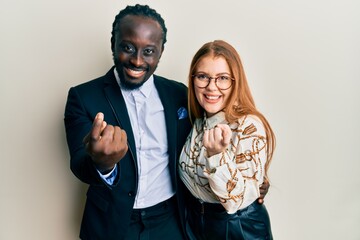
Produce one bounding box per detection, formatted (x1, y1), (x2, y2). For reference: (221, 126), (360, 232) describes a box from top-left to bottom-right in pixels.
(192, 74), (234, 90)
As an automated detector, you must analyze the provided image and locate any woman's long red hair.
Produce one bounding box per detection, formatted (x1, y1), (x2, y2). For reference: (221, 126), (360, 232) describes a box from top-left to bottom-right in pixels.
(187, 40), (276, 179)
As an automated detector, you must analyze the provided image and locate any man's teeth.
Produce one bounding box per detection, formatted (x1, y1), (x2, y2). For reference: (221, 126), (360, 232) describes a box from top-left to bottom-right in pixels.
(127, 68), (145, 77)
(129, 69), (143, 74)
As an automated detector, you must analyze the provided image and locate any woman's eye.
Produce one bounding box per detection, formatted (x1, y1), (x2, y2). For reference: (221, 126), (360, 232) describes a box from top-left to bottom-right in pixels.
(219, 76), (230, 81)
(197, 74), (208, 80)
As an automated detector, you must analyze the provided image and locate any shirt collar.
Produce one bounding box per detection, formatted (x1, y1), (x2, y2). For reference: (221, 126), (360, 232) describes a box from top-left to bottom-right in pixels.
(203, 111), (227, 129)
(114, 68), (154, 98)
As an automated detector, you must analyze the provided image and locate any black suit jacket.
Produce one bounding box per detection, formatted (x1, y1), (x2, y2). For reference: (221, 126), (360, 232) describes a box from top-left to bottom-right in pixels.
(64, 67), (192, 240)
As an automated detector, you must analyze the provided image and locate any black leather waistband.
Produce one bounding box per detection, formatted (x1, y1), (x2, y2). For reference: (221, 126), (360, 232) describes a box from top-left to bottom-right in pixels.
(188, 194), (225, 214)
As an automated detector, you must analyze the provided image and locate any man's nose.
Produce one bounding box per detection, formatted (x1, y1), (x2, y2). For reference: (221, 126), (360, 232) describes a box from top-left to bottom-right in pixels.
(129, 52), (144, 67)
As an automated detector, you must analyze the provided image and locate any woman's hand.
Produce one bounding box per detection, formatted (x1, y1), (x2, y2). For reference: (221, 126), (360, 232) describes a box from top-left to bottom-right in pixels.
(203, 124), (232, 157)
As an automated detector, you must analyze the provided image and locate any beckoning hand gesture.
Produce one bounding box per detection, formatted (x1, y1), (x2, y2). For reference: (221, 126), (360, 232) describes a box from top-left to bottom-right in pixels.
(83, 112), (128, 173)
(203, 124), (232, 157)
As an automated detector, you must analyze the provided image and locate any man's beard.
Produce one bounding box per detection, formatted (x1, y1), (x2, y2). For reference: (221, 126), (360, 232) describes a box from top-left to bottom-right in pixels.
(114, 59), (148, 90)
(118, 73), (145, 90)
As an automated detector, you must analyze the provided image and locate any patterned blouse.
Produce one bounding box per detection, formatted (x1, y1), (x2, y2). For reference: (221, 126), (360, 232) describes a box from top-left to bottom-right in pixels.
(179, 111), (267, 214)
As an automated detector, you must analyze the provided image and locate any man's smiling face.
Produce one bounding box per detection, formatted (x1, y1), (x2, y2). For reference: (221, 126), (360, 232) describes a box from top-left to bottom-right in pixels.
(113, 15), (164, 89)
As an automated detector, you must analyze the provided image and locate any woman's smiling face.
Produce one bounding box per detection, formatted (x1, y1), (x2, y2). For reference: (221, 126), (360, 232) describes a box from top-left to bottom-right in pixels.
(194, 55), (233, 117)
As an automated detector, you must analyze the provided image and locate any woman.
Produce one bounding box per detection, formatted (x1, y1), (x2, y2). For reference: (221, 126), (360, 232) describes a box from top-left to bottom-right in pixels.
(179, 40), (276, 239)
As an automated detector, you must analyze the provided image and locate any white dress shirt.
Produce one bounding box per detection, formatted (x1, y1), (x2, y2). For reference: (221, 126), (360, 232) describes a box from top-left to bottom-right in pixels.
(109, 69), (175, 209)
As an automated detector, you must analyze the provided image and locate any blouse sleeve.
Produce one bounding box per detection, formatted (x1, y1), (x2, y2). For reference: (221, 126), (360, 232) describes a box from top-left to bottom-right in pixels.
(203, 116), (267, 214)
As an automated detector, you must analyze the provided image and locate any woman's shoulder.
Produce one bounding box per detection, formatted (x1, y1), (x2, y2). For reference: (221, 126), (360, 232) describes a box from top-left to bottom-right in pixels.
(235, 114), (265, 135)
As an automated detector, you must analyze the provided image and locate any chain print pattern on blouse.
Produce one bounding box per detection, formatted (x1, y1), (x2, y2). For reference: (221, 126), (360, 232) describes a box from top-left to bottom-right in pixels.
(179, 114), (267, 209)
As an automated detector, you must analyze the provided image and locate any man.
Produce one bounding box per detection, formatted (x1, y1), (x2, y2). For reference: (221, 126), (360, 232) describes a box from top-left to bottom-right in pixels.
(64, 4), (269, 240)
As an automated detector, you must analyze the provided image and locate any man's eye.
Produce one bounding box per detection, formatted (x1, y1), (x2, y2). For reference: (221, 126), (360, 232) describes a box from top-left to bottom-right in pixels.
(143, 49), (155, 56)
(122, 45), (135, 53)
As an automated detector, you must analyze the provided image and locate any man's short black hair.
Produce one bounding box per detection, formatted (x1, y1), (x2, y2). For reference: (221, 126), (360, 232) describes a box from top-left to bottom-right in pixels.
(111, 4), (167, 52)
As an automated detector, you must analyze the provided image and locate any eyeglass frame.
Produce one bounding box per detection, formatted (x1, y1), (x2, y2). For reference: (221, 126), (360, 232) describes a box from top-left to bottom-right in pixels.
(192, 73), (235, 90)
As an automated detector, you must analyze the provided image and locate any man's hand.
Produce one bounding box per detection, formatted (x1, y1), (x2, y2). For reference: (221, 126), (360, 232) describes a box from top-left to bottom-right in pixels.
(83, 112), (128, 173)
(203, 124), (232, 157)
(258, 178), (270, 204)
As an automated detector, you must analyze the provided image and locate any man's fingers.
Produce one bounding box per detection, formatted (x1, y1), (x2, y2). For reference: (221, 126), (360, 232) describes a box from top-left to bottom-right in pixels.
(259, 178), (270, 205)
(261, 179), (270, 193)
(113, 127), (127, 143)
(259, 183), (268, 193)
(101, 125), (115, 141)
(90, 113), (105, 142)
(258, 183), (268, 205)
(83, 113), (105, 144)
(113, 127), (128, 152)
(101, 120), (107, 132)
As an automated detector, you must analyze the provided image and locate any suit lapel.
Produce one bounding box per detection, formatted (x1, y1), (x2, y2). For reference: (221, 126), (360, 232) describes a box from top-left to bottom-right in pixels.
(103, 73), (137, 162)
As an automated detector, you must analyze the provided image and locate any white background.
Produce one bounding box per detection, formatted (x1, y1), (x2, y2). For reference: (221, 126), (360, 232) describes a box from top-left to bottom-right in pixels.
(1, 0), (359, 239)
